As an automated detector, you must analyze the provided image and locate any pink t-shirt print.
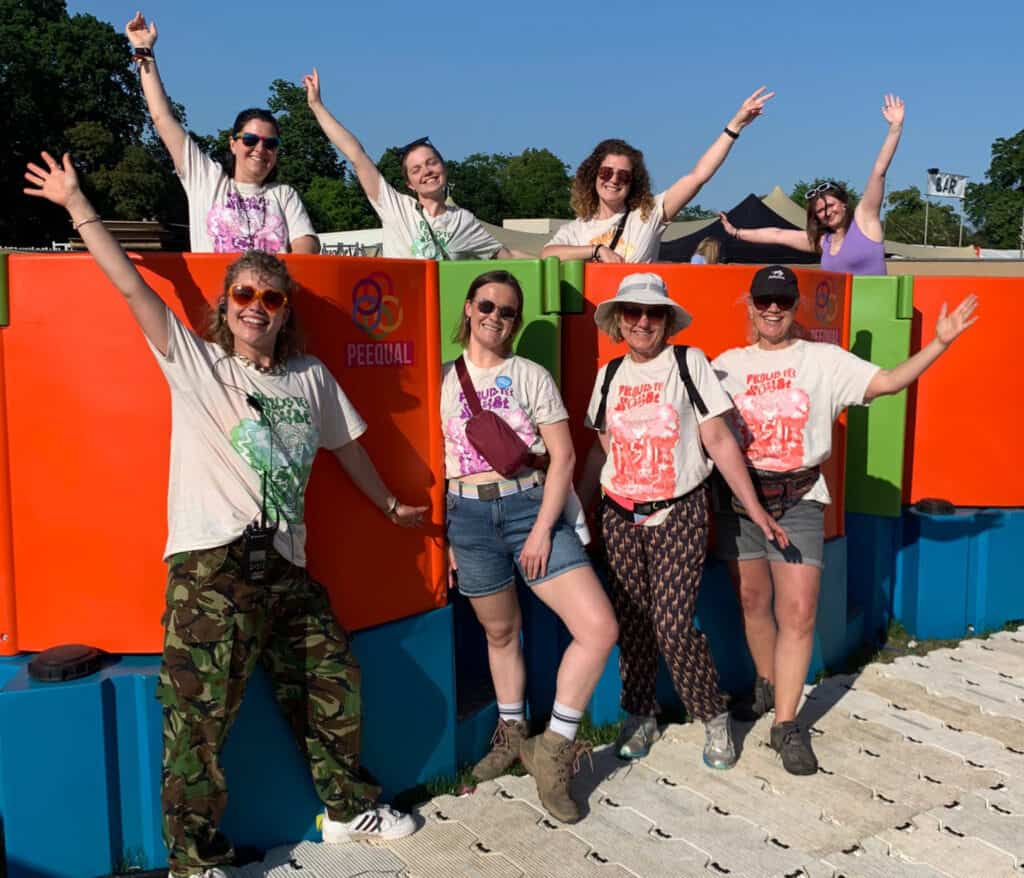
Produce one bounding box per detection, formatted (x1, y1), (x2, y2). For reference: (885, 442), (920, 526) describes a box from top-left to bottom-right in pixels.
(608, 381), (679, 501)
(207, 191), (288, 253)
(445, 384), (539, 477)
(732, 367), (809, 471)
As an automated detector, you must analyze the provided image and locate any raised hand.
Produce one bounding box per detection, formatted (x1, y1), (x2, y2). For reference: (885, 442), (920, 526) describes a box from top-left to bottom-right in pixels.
(718, 212), (738, 237)
(882, 93), (905, 128)
(731, 86), (776, 131)
(23, 151), (80, 209)
(935, 294), (978, 346)
(125, 11), (157, 49)
(303, 68), (322, 108)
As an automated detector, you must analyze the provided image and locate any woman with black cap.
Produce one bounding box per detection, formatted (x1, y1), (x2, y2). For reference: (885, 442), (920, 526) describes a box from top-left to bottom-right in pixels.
(583, 272), (786, 769)
(712, 265), (977, 774)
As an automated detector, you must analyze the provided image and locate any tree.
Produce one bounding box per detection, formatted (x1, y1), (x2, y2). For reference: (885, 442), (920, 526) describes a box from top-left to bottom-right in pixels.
(789, 178), (861, 206)
(267, 79), (343, 194)
(501, 148), (571, 219)
(964, 129), (1024, 249)
(672, 204), (716, 221)
(302, 175), (376, 233)
(447, 153), (510, 225)
(882, 186), (965, 246)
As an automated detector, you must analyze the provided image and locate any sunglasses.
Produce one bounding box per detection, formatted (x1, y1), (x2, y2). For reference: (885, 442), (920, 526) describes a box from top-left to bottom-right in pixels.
(234, 132), (280, 151)
(597, 166), (633, 186)
(620, 304), (668, 323)
(229, 284), (289, 313)
(752, 295), (797, 311)
(475, 298), (519, 321)
(398, 136), (434, 158)
(804, 181), (843, 201)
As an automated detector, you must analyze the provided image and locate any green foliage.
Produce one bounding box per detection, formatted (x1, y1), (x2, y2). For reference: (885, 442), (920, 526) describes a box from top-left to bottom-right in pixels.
(789, 178), (861, 206)
(672, 203), (716, 221)
(377, 146), (407, 193)
(883, 185), (966, 246)
(302, 175), (375, 233)
(500, 148), (571, 219)
(267, 79), (343, 194)
(964, 129), (1024, 249)
(448, 153), (511, 225)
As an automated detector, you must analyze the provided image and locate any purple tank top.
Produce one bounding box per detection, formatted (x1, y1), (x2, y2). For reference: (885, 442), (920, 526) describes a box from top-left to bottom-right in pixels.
(821, 217), (886, 276)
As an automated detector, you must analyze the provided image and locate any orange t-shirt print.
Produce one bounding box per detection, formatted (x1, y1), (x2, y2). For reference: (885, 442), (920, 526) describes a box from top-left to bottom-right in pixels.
(607, 381), (679, 501)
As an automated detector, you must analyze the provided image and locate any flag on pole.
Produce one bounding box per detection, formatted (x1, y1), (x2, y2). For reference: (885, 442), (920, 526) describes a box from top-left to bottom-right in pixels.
(927, 171), (968, 199)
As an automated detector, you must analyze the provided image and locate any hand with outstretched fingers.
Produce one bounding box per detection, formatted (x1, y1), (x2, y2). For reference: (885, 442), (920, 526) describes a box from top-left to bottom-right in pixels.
(23, 151), (80, 208)
(935, 294), (979, 346)
(882, 93), (905, 128)
(125, 11), (157, 49)
(729, 86), (776, 132)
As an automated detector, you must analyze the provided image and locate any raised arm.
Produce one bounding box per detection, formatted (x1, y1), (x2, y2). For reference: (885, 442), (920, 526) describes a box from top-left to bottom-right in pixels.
(718, 211), (816, 253)
(661, 87), (775, 221)
(125, 12), (187, 174)
(864, 294), (977, 401)
(24, 152), (169, 353)
(304, 68), (382, 203)
(856, 94), (905, 240)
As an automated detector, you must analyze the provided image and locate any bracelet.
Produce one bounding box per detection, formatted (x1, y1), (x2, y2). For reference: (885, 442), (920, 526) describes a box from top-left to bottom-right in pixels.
(132, 47), (154, 59)
(723, 126), (740, 140)
(384, 495), (399, 516)
(71, 215), (101, 231)
(592, 244), (601, 262)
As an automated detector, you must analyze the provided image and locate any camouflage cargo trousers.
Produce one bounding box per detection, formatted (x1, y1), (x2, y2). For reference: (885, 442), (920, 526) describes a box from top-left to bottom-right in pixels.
(156, 538), (380, 877)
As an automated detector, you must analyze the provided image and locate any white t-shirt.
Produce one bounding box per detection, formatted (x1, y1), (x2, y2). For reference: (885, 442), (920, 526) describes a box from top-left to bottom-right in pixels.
(586, 346), (732, 525)
(711, 340), (881, 504)
(149, 307), (366, 566)
(179, 136), (316, 254)
(545, 192), (669, 263)
(371, 173), (503, 260)
(441, 354), (567, 479)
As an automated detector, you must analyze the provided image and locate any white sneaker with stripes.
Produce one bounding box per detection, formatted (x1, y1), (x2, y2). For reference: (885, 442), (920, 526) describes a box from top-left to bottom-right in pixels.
(321, 805), (416, 843)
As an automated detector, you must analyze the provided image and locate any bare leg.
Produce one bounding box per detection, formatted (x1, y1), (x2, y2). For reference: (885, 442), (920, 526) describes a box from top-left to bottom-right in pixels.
(469, 586), (525, 705)
(726, 558), (778, 683)
(768, 561), (821, 723)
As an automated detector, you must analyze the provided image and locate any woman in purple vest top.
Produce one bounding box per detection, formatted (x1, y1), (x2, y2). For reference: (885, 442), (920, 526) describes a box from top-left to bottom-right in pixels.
(719, 95), (905, 276)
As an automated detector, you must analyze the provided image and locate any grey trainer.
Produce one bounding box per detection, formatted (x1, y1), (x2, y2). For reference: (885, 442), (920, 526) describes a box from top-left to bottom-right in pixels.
(615, 713), (659, 760)
(702, 711), (737, 770)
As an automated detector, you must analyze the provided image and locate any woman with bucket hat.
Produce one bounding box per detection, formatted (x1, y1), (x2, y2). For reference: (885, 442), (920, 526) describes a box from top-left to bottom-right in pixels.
(712, 265), (977, 774)
(583, 273), (787, 767)
(718, 95), (907, 276)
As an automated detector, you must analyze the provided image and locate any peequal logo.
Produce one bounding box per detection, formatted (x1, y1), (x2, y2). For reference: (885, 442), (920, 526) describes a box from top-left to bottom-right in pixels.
(347, 273), (414, 368)
(352, 273), (403, 340)
(810, 278), (840, 345)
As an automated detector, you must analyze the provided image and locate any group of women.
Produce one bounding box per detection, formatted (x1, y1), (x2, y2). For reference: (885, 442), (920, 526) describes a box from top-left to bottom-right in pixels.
(21, 14), (980, 878)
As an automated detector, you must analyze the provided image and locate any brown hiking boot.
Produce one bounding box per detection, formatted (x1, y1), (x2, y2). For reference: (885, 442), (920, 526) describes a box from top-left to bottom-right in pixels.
(472, 718), (528, 782)
(519, 729), (591, 823)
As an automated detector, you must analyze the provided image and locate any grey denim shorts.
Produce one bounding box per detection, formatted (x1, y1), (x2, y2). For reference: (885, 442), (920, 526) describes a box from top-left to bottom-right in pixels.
(713, 500), (825, 568)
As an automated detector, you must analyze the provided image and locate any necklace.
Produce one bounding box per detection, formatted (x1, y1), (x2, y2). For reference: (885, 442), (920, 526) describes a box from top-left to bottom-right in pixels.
(233, 351), (286, 375)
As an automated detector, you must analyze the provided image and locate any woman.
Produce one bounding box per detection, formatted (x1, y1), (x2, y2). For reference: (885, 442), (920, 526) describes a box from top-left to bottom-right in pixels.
(304, 70), (530, 260)
(540, 87), (773, 264)
(582, 273), (787, 768)
(712, 265), (977, 775)
(126, 12), (318, 254)
(25, 151), (425, 878)
(719, 95), (906, 276)
(690, 236), (722, 265)
(443, 270), (617, 823)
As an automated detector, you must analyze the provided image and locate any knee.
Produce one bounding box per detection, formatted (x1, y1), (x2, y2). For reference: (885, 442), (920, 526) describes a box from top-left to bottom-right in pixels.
(738, 582), (773, 617)
(778, 599), (817, 638)
(594, 613), (619, 656)
(481, 619), (521, 651)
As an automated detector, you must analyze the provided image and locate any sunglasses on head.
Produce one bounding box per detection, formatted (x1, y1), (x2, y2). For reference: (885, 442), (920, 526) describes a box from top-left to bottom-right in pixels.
(398, 136), (434, 159)
(805, 181), (843, 201)
(597, 166), (633, 186)
(620, 304), (668, 323)
(752, 295), (797, 311)
(475, 298), (519, 321)
(234, 132), (280, 151)
(229, 284), (289, 313)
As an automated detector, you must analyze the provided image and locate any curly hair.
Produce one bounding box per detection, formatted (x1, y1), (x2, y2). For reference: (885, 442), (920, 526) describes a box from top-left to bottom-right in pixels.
(451, 270), (524, 350)
(223, 108), (280, 184)
(206, 250), (303, 363)
(805, 184), (854, 253)
(570, 139), (656, 221)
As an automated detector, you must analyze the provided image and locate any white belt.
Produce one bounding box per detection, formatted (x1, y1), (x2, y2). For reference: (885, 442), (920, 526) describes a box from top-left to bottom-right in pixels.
(448, 471), (545, 501)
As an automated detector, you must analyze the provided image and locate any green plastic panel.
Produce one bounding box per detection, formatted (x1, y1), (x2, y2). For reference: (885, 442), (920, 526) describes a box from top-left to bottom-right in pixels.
(0, 252), (8, 326)
(438, 259), (561, 383)
(844, 275), (913, 517)
(545, 257), (585, 315)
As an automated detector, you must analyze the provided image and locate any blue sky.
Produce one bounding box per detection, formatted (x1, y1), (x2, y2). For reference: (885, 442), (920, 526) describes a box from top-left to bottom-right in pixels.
(72, 0), (1020, 219)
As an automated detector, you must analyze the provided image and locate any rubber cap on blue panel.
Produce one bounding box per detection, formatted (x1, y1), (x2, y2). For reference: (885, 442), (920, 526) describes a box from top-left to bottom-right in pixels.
(28, 643), (106, 682)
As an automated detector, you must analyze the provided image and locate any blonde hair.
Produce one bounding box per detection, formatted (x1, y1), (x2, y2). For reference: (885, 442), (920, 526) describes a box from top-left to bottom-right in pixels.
(596, 303), (687, 343)
(745, 295), (808, 344)
(695, 237), (721, 264)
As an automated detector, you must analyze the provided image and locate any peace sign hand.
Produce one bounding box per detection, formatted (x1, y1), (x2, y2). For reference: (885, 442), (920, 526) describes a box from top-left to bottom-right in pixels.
(729, 86), (776, 131)
(882, 93), (905, 128)
(935, 294), (978, 346)
(24, 151), (81, 209)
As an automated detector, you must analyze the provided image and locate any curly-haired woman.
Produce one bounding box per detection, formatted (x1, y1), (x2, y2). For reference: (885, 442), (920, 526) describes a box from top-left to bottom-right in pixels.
(541, 88), (773, 264)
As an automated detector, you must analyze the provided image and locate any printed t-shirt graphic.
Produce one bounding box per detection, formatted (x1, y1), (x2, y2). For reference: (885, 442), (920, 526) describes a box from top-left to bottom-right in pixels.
(446, 374), (539, 475)
(607, 380), (679, 501)
(207, 189), (288, 254)
(730, 367), (809, 471)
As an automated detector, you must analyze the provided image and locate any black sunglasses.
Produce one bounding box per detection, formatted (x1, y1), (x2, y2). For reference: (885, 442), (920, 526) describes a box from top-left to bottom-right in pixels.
(752, 295), (797, 311)
(235, 132), (280, 151)
(476, 298), (519, 320)
(620, 304), (668, 322)
(398, 136), (434, 158)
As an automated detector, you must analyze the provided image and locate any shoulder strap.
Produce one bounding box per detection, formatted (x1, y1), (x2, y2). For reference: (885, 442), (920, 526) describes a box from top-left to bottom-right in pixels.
(607, 210), (630, 253)
(415, 202), (449, 260)
(673, 345), (708, 416)
(594, 356), (625, 431)
(454, 356), (483, 415)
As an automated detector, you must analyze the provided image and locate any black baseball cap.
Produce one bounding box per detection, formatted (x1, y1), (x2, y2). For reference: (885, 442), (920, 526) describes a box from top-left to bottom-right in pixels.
(750, 265), (799, 301)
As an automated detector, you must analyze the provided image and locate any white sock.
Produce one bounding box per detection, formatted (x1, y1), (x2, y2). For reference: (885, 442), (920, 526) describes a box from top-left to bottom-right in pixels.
(498, 701), (526, 724)
(549, 702), (583, 741)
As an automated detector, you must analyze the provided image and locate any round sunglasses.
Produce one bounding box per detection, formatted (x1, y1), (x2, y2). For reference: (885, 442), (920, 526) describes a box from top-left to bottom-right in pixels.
(597, 166), (633, 186)
(234, 132), (280, 152)
(475, 298), (519, 320)
(229, 284), (289, 313)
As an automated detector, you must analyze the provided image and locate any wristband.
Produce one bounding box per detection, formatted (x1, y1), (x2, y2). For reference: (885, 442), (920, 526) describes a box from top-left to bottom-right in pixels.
(132, 47), (154, 59)
(71, 215), (102, 231)
(723, 126), (740, 140)
(384, 495), (399, 515)
(592, 244), (601, 262)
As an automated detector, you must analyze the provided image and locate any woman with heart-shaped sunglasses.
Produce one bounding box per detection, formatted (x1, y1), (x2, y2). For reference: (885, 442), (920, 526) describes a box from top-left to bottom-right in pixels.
(125, 11), (318, 256)
(719, 95), (906, 276)
(541, 87), (773, 264)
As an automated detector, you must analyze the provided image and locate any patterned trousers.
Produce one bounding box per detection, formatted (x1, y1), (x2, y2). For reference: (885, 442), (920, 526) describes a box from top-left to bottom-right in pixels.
(601, 487), (725, 722)
(157, 538), (380, 877)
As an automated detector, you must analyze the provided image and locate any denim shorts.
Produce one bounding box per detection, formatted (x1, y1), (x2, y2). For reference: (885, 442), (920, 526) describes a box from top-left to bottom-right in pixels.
(713, 500), (825, 568)
(446, 484), (591, 598)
